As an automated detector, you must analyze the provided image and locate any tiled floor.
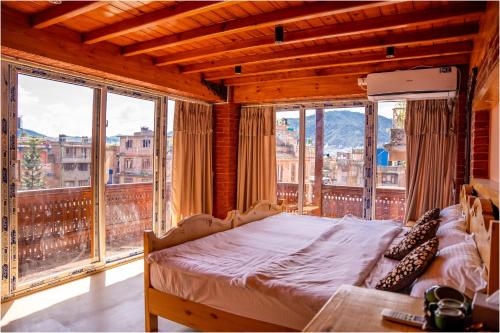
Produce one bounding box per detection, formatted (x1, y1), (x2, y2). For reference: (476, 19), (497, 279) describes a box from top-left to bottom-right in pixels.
(1, 259), (192, 332)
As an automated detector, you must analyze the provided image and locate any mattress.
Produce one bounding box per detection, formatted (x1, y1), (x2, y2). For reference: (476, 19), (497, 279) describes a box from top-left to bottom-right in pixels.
(147, 213), (404, 330)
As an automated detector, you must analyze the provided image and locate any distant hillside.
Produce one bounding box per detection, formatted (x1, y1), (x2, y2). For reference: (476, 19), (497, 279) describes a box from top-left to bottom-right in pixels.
(285, 110), (392, 151)
(17, 128), (46, 138)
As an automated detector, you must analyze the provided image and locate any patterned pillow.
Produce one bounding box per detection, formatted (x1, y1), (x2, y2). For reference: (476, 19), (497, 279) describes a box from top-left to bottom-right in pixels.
(376, 237), (439, 292)
(385, 218), (440, 260)
(413, 208), (441, 228)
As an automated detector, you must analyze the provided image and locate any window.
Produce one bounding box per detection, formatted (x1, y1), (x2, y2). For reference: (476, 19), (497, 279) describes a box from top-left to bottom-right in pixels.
(78, 163), (88, 171)
(124, 158), (133, 170)
(276, 105), (366, 217)
(105, 92), (156, 262)
(79, 180), (89, 186)
(375, 101), (407, 221)
(3, 62), (175, 299)
(275, 110), (300, 211)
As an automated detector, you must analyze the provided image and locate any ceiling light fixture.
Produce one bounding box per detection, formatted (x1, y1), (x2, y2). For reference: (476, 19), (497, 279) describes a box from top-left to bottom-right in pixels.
(235, 65), (242, 74)
(386, 46), (395, 59)
(275, 26), (284, 44)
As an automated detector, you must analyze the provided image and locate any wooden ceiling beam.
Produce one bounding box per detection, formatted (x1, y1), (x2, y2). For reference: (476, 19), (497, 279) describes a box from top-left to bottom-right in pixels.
(233, 75), (366, 104)
(32, 1), (105, 29)
(205, 41), (473, 80)
(181, 23), (478, 73)
(2, 7), (221, 102)
(224, 54), (471, 86)
(83, 1), (229, 44)
(122, 1), (392, 57)
(155, 2), (485, 66)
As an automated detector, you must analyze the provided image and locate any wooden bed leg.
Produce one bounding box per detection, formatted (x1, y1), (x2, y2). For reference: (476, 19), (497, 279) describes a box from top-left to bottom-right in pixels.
(145, 311), (158, 332)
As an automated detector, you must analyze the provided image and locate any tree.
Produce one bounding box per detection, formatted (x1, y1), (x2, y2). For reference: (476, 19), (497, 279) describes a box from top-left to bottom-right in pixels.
(21, 136), (45, 190)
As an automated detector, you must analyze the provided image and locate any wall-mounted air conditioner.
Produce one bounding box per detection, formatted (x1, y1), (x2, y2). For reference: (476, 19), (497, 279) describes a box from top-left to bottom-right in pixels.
(366, 67), (458, 101)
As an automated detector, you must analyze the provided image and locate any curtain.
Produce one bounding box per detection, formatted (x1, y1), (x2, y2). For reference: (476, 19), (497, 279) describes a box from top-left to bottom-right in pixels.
(404, 99), (456, 222)
(172, 100), (213, 225)
(237, 106), (277, 212)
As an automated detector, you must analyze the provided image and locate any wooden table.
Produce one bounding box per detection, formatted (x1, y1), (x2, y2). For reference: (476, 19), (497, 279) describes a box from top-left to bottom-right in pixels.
(303, 285), (425, 332)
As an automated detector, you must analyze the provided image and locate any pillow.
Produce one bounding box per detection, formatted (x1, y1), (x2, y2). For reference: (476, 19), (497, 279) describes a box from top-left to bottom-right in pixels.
(410, 237), (487, 298)
(385, 218), (440, 260)
(413, 208), (441, 228)
(439, 204), (464, 225)
(437, 228), (472, 250)
(376, 237), (439, 292)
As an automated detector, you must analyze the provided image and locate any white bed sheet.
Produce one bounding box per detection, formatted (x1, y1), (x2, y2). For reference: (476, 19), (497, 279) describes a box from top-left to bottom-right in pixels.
(148, 213), (403, 330)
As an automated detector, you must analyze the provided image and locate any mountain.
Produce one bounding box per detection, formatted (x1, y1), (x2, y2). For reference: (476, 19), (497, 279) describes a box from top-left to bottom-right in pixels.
(285, 110), (392, 151)
(17, 128), (46, 138)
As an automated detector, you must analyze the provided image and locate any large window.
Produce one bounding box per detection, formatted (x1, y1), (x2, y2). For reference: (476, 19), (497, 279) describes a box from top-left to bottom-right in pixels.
(375, 101), (407, 221)
(2, 63), (179, 299)
(16, 74), (96, 284)
(276, 105), (366, 217)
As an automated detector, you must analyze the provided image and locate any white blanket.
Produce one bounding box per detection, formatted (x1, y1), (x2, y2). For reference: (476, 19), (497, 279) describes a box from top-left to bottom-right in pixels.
(244, 215), (402, 311)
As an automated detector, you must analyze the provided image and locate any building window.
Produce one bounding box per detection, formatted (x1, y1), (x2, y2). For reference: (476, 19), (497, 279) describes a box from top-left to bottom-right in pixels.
(142, 158), (151, 169)
(142, 139), (151, 148)
(78, 163), (88, 171)
(125, 140), (133, 149)
(78, 180), (89, 186)
(124, 158), (133, 169)
(63, 163), (76, 171)
(291, 164), (296, 182)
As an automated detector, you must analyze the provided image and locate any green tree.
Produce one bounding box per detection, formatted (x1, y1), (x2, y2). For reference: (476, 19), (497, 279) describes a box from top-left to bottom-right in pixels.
(21, 137), (45, 190)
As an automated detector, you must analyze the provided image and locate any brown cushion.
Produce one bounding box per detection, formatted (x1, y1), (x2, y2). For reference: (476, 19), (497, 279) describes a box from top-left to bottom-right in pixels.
(385, 218), (440, 260)
(376, 237), (439, 292)
(413, 208), (441, 228)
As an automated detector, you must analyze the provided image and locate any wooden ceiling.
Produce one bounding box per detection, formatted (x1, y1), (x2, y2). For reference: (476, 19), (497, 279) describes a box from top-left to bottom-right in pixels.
(2, 1), (486, 101)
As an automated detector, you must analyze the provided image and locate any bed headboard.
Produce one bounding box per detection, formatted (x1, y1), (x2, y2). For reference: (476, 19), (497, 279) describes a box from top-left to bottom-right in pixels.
(144, 212), (234, 254)
(460, 183), (499, 295)
(233, 201), (284, 227)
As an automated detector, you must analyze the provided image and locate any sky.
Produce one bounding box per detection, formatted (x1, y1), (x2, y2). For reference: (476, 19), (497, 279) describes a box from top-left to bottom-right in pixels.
(18, 74), (176, 138)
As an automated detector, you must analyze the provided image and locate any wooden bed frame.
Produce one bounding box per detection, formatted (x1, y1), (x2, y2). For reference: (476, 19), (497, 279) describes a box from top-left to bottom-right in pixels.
(144, 192), (499, 332)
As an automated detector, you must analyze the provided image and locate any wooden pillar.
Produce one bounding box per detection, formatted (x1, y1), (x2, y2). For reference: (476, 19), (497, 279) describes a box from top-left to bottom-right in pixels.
(313, 109), (324, 215)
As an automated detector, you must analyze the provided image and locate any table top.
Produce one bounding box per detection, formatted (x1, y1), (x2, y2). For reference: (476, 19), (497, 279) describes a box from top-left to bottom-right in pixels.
(303, 285), (425, 332)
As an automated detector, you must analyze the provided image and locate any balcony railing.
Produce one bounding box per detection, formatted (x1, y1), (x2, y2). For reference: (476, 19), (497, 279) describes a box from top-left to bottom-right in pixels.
(277, 182), (405, 221)
(17, 183), (152, 281)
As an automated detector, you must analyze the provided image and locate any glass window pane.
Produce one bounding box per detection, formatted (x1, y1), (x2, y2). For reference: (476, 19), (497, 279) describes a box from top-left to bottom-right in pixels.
(321, 108), (365, 217)
(375, 101), (407, 221)
(104, 93), (155, 261)
(16, 74), (95, 284)
(303, 109), (321, 216)
(275, 110), (300, 213)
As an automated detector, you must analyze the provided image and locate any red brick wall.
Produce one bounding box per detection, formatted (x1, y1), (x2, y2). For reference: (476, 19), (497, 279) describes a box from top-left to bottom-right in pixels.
(471, 109), (490, 179)
(213, 101), (240, 218)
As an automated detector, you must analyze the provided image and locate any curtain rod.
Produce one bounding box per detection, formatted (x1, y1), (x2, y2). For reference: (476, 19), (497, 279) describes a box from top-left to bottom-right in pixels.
(3, 56), (212, 106)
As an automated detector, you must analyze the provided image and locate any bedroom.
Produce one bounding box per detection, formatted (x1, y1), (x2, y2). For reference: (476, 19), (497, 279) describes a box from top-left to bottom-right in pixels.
(0, 0), (499, 332)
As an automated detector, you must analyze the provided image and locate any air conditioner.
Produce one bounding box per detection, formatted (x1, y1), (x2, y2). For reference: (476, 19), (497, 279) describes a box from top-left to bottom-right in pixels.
(366, 67), (458, 101)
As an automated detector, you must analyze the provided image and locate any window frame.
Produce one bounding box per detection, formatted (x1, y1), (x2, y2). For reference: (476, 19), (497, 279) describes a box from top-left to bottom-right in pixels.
(0, 60), (179, 300)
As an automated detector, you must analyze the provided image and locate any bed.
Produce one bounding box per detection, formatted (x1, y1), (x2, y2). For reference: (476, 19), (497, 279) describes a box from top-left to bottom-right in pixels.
(144, 184), (499, 332)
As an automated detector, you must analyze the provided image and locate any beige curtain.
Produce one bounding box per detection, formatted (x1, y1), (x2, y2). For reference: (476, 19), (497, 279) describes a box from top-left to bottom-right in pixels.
(237, 106), (277, 212)
(404, 99), (456, 222)
(172, 100), (213, 225)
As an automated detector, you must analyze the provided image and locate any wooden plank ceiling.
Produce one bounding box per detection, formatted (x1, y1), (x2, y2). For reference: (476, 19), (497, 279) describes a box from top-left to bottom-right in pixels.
(2, 0), (486, 101)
